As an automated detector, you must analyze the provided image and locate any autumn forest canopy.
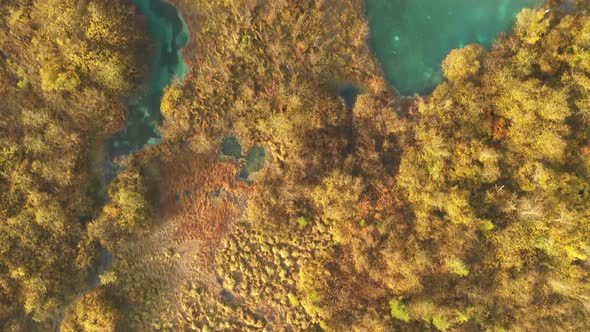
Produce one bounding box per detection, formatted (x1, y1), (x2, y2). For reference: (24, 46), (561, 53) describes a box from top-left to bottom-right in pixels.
(1, 0), (590, 331)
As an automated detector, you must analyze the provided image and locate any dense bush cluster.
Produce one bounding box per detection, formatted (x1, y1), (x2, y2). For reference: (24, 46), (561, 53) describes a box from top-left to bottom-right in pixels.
(0, 0), (148, 329)
(2, 0), (590, 331)
(141, 0), (590, 330)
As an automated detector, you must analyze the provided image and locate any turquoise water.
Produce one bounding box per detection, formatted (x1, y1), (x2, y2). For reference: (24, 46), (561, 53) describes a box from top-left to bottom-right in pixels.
(365, 0), (541, 95)
(108, 0), (189, 158)
(61, 3), (190, 329)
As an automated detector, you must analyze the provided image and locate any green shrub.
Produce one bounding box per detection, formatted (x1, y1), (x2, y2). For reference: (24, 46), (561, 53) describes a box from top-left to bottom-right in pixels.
(297, 216), (309, 227)
(433, 315), (452, 331)
(389, 298), (411, 322)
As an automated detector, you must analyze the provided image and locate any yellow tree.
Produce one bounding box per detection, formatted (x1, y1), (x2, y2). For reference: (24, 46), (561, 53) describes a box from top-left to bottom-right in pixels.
(442, 44), (485, 82)
(62, 287), (121, 332)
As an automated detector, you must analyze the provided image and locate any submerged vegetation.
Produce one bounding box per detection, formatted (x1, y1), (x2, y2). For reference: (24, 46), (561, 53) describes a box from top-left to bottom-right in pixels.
(1, 0), (590, 331)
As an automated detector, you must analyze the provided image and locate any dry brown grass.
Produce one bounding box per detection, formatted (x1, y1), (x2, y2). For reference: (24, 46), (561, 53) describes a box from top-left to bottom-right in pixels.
(159, 150), (252, 267)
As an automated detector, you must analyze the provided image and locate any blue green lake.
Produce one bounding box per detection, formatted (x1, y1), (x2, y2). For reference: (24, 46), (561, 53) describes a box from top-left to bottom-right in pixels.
(365, 0), (541, 95)
(107, 0), (189, 159)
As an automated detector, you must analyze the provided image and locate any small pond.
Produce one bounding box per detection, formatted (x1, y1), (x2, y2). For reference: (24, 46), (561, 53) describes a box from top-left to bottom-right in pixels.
(220, 136), (267, 180)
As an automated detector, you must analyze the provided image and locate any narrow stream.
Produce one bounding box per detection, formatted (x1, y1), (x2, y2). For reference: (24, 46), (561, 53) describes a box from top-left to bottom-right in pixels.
(98, 0), (189, 276)
(106, 0), (189, 159)
(57, 0), (189, 329)
(99, 0), (189, 286)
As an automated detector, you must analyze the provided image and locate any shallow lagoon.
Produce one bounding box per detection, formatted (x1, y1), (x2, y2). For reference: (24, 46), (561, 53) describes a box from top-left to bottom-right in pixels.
(366, 0), (541, 95)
